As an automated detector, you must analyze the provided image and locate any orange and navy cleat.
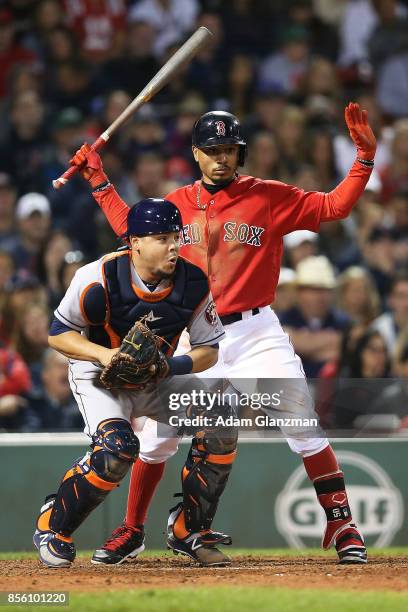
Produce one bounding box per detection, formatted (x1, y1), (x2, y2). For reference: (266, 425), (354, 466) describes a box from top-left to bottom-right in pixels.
(167, 503), (231, 567)
(33, 496), (76, 568)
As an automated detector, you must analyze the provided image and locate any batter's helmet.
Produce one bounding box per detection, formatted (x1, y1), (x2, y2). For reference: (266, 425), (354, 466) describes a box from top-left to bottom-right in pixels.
(192, 111), (247, 166)
(126, 198), (182, 237)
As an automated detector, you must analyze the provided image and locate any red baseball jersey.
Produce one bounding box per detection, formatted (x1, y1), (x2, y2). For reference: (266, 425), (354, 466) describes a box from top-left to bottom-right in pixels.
(94, 160), (372, 316)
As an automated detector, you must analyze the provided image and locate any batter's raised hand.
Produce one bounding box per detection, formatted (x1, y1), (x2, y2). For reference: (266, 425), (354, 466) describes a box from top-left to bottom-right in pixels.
(345, 102), (376, 161)
(70, 143), (109, 189)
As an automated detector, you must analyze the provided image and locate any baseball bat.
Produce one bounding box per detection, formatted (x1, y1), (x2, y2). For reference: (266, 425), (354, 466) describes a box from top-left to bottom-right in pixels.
(52, 26), (213, 189)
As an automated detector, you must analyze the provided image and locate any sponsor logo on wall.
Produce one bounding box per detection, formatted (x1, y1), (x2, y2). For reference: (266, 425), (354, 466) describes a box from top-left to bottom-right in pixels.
(275, 451), (403, 547)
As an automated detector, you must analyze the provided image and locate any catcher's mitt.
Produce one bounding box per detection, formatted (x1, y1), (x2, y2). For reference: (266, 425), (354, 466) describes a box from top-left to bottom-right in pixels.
(100, 320), (169, 390)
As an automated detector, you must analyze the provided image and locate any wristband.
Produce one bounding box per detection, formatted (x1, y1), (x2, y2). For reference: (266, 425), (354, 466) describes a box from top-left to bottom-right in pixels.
(92, 180), (111, 192)
(356, 157), (374, 168)
(166, 355), (193, 376)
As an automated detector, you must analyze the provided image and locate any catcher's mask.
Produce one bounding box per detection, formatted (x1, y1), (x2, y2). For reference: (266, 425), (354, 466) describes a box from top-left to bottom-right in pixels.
(192, 111), (247, 166)
(126, 198), (183, 238)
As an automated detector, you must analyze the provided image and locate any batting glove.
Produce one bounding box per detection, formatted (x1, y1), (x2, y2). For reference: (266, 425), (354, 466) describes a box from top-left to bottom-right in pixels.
(345, 102), (376, 162)
(70, 143), (109, 189)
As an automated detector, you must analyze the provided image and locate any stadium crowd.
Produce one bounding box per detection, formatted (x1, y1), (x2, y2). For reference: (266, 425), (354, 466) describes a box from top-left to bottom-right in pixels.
(0, 0), (407, 433)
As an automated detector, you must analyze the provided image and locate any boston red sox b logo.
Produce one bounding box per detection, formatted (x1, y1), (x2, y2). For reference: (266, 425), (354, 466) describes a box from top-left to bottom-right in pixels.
(215, 121), (226, 136)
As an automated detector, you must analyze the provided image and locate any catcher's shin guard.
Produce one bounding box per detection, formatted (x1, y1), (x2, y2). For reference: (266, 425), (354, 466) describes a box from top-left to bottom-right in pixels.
(49, 419), (139, 536)
(181, 433), (237, 532)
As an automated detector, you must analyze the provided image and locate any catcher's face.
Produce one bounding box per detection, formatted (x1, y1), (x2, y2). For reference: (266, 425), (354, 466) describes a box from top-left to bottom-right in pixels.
(193, 144), (239, 184)
(130, 232), (180, 281)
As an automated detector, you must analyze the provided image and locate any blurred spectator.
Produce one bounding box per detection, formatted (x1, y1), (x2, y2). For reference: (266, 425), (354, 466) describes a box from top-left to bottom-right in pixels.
(0, 7), (38, 99)
(280, 255), (349, 377)
(333, 329), (390, 429)
(243, 131), (283, 180)
(24, 0), (65, 60)
(306, 129), (338, 191)
(300, 56), (340, 101)
(272, 267), (297, 316)
(371, 270), (408, 352)
(124, 105), (165, 162)
(376, 50), (408, 118)
(123, 152), (177, 202)
(219, 0), (272, 58)
(380, 120), (408, 201)
(43, 25), (78, 66)
(0, 343), (33, 432)
(276, 105), (307, 178)
(12, 301), (50, 392)
(26, 348), (83, 431)
(0, 90), (48, 193)
(243, 91), (286, 138)
(0, 250), (14, 293)
(0, 173), (17, 244)
(368, 0), (408, 69)
(57, 250), (85, 293)
(3, 192), (51, 275)
(338, 0), (407, 68)
(129, 0), (199, 59)
(258, 25), (310, 95)
(166, 93), (206, 167)
(336, 266), (381, 325)
(64, 0), (127, 62)
(186, 12), (226, 104)
(102, 21), (160, 98)
(371, 342), (408, 426)
(286, 0), (339, 61)
(40, 107), (87, 191)
(37, 230), (73, 307)
(283, 230), (318, 268)
(223, 54), (256, 119)
(51, 59), (96, 115)
(361, 226), (396, 300)
(1, 272), (46, 346)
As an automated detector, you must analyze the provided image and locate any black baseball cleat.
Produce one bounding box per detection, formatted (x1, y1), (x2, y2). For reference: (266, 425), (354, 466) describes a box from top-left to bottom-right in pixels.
(91, 523), (145, 565)
(167, 504), (231, 567)
(335, 523), (367, 564)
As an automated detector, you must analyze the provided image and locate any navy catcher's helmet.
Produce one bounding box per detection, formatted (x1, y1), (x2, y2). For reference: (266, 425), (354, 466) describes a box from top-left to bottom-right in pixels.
(126, 198), (182, 237)
(192, 111), (247, 166)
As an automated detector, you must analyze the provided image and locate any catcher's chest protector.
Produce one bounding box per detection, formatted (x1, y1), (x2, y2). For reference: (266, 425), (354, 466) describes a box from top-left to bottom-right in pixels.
(88, 252), (209, 351)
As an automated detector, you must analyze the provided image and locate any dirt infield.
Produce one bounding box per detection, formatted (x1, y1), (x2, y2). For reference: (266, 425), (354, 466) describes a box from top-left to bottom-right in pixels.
(1, 555), (407, 593)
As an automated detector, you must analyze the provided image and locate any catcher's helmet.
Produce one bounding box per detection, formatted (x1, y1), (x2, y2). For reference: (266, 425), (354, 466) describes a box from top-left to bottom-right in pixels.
(192, 111), (247, 166)
(126, 198), (182, 237)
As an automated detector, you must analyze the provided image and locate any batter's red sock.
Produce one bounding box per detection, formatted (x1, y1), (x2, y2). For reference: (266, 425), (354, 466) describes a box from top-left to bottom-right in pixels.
(303, 444), (339, 481)
(125, 459), (165, 528)
(303, 445), (354, 549)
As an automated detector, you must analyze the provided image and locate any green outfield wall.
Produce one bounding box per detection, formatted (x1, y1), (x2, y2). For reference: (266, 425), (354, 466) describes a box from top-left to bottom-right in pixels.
(1, 435), (406, 551)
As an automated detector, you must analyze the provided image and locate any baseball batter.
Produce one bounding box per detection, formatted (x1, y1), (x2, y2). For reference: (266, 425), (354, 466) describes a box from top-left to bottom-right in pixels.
(71, 102), (375, 565)
(33, 198), (238, 568)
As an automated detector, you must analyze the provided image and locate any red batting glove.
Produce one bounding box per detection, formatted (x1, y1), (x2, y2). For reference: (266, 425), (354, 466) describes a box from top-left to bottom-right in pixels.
(69, 143), (109, 189)
(345, 102), (376, 161)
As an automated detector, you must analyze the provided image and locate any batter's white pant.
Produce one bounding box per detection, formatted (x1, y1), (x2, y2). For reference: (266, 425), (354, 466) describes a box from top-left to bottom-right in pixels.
(125, 307), (329, 463)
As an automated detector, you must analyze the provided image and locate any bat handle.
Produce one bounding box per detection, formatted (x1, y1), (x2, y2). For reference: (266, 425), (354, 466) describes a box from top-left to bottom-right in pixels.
(52, 134), (109, 190)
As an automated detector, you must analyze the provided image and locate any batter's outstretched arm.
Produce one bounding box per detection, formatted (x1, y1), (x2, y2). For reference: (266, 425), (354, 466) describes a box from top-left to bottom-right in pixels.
(273, 103), (377, 234)
(48, 330), (119, 367)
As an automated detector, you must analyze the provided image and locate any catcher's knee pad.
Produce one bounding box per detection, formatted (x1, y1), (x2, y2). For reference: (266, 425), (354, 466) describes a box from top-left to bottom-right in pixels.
(182, 432), (237, 532)
(91, 418), (140, 481)
(49, 419), (138, 536)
